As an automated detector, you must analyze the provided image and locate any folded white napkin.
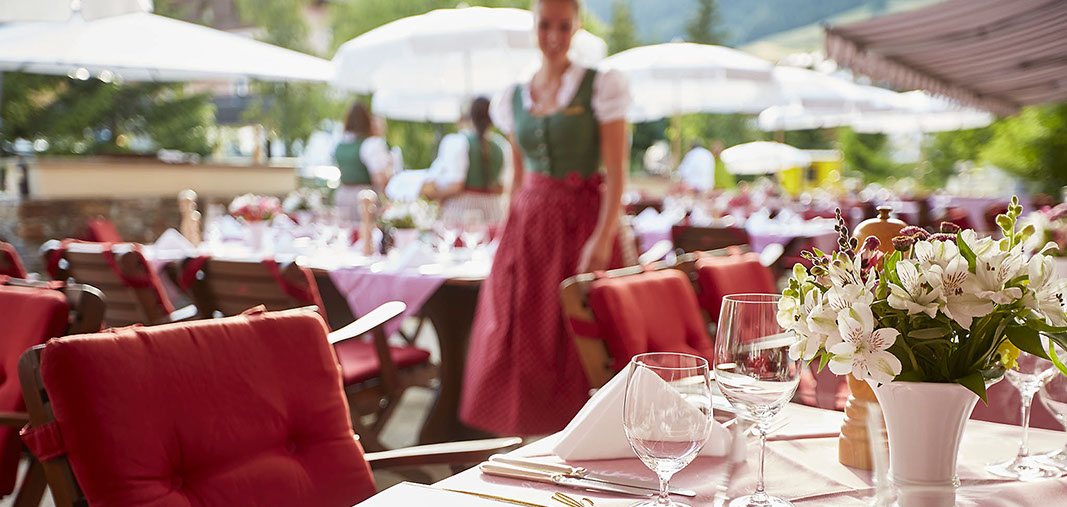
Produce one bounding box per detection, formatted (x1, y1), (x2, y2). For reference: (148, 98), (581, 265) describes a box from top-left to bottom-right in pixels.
(552, 368), (732, 461)
(218, 216), (244, 241)
(153, 228), (196, 254)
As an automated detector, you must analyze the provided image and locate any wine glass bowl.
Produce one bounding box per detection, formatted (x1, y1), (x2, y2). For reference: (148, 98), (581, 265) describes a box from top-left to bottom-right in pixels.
(623, 352), (713, 507)
(1038, 364), (1067, 469)
(714, 293), (800, 507)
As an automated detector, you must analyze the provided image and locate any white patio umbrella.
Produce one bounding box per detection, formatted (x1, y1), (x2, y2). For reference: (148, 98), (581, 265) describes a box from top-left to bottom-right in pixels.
(599, 43), (777, 122)
(371, 89), (466, 123)
(757, 67), (903, 131)
(0, 12), (333, 82)
(0, 0), (149, 22)
(849, 91), (995, 134)
(719, 141), (811, 175)
(332, 6), (607, 100)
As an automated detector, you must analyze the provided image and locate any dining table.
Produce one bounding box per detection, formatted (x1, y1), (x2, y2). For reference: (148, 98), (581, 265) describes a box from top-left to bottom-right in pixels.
(357, 402), (1067, 506)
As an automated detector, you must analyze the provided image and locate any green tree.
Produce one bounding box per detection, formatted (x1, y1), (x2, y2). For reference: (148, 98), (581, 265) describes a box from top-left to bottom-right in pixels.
(607, 0), (640, 55)
(684, 0), (727, 46)
(921, 126), (993, 187)
(234, 0), (343, 156)
(838, 127), (899, 181)
(980, 103), (1067, 194)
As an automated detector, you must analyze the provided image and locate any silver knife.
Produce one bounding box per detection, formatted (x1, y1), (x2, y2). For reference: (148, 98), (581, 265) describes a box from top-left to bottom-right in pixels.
(479, 462), (654, 498)
(487, 456), (698, 497)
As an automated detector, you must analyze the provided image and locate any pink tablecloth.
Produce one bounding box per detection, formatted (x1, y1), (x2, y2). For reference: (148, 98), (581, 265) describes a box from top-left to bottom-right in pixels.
(328, 267), (447, 338)
(361, 403), (1067, 507)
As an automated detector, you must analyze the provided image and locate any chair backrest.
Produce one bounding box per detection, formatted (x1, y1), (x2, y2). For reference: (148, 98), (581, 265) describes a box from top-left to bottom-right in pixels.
(0, 242), (28, 279)
(42, 240), (175, 327)
(178, 256), (325, 319)
(561, 263), (713, 389)
(0, 280), (103, 497)
(671, 224), (750, 254)
(18, 308), (377, 507)
(695, 251), (778, 323)
(84, 217), (122, 244)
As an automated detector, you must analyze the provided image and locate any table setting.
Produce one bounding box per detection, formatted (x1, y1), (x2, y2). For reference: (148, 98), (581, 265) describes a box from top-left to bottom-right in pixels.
(357, 196), (1067, 506)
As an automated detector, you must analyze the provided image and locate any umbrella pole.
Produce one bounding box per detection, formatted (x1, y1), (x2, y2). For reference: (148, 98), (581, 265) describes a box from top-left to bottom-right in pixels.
(670, 113), (681, 176)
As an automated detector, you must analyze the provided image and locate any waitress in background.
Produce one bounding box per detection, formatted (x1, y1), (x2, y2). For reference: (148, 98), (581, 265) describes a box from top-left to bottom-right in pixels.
(421, 96), (508, 225)
(334, 102), (393, 222)
(459, 0), (631, 436)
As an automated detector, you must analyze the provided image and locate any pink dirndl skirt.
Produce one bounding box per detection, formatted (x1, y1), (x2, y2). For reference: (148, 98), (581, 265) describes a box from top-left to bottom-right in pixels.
(459, 172), (624, 436)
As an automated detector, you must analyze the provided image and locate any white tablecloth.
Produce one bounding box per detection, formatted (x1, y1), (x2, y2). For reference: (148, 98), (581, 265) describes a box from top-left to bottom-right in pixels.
(359, 403), (1067, 506)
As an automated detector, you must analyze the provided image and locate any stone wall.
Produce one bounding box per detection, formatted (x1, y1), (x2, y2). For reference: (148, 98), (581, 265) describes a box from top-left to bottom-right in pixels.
(0, 195), (232, 273)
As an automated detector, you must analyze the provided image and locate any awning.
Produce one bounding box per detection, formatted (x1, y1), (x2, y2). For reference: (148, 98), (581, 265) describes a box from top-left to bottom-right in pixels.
(825, 0), (1067, 116)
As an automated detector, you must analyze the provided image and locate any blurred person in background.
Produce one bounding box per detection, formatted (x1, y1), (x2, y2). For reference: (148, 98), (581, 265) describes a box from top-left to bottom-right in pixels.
(421, 96), (508, 224)
(676, 140), (715, 193)
(334, 103), (393, 222)
(460, 0), (632, 437)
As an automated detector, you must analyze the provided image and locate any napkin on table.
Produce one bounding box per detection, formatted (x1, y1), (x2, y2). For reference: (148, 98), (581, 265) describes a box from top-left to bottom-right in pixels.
(152, 228), (197, 255)
(552, 368), (734, 461)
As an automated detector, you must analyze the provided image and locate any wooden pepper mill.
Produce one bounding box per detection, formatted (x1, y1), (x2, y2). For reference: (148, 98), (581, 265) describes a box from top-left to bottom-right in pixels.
(178, 189), (202, 247)
(838, 206), (906, 469)
(358, 190), (379, 257)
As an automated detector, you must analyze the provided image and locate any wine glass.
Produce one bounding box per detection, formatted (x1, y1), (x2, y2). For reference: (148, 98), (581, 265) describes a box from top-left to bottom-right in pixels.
(985, 351), (1063, 480)
(460, 209), (487, 249)
(714, 293), (801, 507)
(1038, 362), (1067, 469)
(623, 352), (713, 507)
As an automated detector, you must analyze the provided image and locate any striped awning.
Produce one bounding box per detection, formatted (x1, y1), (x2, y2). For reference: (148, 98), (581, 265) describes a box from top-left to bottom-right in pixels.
(825, 0), (1067, 116)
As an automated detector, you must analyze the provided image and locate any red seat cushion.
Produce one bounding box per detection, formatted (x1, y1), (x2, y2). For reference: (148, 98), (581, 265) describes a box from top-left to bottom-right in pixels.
(696, 252), (777, 321)
(0, 243), (27, 279)
(587, 269), (714, 372)
(33, 309), (376, 506)
(333, 340), (432, 386)
(86, 218), (123, 243)
(0, 285), (68, 495)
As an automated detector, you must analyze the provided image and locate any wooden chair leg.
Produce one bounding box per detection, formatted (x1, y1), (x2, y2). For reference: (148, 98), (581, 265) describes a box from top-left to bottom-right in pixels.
(13, 458), (46, 507)
(397, 316), (426, 346)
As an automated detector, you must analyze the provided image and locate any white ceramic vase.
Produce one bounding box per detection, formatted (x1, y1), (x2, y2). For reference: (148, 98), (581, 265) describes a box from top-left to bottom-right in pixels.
(245, 220), (268, 252)
(868, 380), (980, 507)
(392, 228), (419, 252)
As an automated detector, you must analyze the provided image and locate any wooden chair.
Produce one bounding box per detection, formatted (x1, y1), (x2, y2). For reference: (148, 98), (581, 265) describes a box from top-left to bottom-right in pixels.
(40, 240), (196, 328)
(0, 243), (28, 279)
(560, 259), (714, 390)
(17, 308), (518, 507)
(175, 256), (436, 451)
(0, 279), (103, 507)
(671, 224), (750, 254)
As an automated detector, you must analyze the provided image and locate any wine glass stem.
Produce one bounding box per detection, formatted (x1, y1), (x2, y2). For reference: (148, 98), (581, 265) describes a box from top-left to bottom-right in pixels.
(753, 419), (770, 503)
(1018, 389), (1035, 459)
(656, 474), (671, 505)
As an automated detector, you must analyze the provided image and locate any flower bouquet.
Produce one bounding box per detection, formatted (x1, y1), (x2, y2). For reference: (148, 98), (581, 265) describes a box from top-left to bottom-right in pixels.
(282, 188), (325, 215)
(781, 196), (1067, 397)
(781, 197), (1067, 501)
(229, 194), (283, 223)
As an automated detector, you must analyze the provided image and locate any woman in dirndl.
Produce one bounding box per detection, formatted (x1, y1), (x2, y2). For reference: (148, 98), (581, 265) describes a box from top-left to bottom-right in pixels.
(421, 96), (508, 225)
(333, 103), (393, 223)
(459, 0), (631, 436)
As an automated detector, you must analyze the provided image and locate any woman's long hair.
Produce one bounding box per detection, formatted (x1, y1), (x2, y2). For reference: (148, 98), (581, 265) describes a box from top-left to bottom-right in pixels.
(470, 96), (494, 186)
(344, 103), (372, 138)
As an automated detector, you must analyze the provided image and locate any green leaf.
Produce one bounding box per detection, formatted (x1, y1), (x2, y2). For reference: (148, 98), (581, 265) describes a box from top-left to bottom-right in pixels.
(1005, 325), (1051, 360)
(957, 233), (978, 272)
(894, 370), (924, 382)
(909, 327), (950, 340)
(1024, 317), (1067, 334)
(811, 247), (825, 258)
(1048, 344), (1067, 377)
(817, 353), (831, 373)
(956, 372), (989, 404)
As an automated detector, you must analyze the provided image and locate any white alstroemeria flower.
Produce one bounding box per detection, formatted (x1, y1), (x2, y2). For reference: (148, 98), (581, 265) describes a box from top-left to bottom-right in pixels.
(888, 260), (942, 318)
(966, 245), (1025, 305)
(927, 256), (994, 328)
(914, 240), (960, 269)
(827, 304), (903, 384)
(777, 291), (802, 330)
(960, 229), (995, 258)
(825, 282), (875, 314)
(1025, 254), (1067, 327)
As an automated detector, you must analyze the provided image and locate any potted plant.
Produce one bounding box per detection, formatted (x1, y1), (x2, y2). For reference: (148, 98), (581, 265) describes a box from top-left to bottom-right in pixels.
(780, 197), (1067, 506)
